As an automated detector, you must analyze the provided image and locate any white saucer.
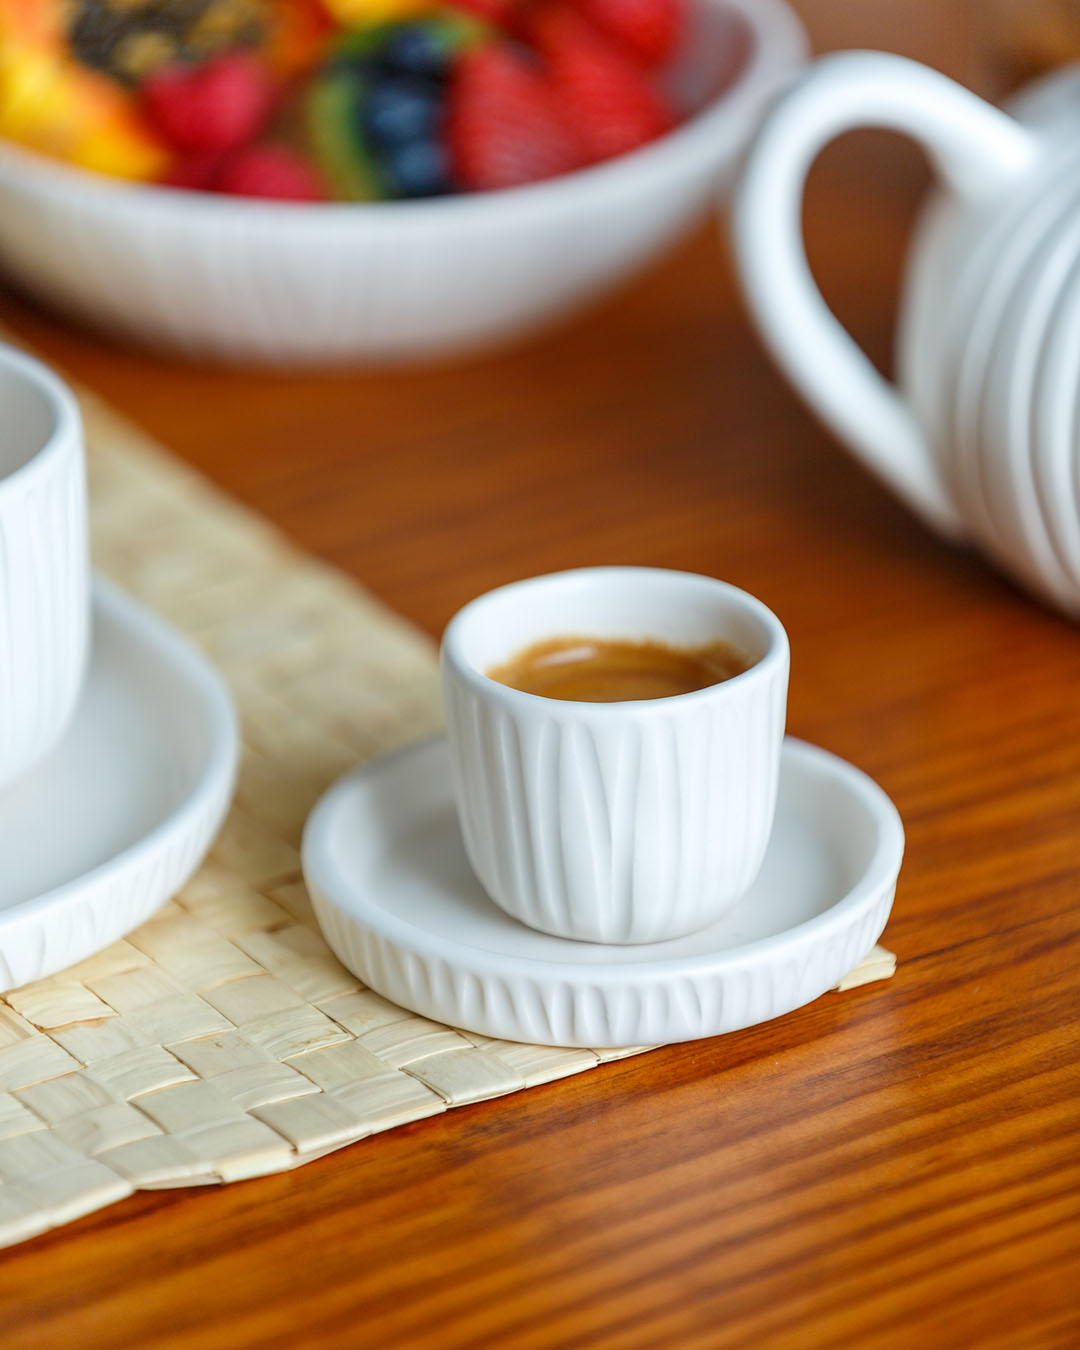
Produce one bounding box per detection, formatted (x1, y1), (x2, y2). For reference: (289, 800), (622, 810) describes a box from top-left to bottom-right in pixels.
(0, 577), (238, 991)
(303, 736), (904, 1047)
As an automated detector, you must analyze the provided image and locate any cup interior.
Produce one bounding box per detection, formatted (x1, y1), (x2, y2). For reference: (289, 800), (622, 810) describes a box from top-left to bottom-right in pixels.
(0, 357), (62, 481)
(445, 567), (785, 687)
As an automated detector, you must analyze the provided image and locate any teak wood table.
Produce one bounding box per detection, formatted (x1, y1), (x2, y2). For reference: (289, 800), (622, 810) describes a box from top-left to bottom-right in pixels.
(1, 6), (1078, 1344)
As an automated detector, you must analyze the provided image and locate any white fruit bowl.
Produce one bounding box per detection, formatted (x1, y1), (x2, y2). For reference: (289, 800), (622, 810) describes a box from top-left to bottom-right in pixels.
(0, 0), (804, 365)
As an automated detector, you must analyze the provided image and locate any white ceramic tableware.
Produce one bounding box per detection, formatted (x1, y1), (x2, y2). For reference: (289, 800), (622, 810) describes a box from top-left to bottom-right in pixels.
(0, 343), (88, 789)
(941, 171), (1080, 529)
(1019, 213), (1080, 590)
(973, 196), (1080, 605)
(0, 0), (805, 366)
(302, 736), (904, 1047)
(901, 62), (1080, 443)
(731, 51), (1080, 618)
(1033, 247), (1080, 587)
(904, 147), (1080, 480)
(949, 167), (1080, 594)
(440, 567), (788, 944)
(0, 577), (238, 991)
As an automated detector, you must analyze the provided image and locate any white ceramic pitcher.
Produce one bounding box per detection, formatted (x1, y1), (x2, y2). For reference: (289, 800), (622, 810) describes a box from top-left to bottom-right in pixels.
(732, 50), (1080, 616)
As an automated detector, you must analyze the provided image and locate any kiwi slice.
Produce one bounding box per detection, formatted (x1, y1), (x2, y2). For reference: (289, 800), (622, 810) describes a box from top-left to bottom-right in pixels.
(306, 71), (387, 202)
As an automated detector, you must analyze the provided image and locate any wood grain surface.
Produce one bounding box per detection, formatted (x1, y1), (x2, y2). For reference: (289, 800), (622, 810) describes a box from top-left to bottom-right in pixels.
(1, 3), (1079, 1346)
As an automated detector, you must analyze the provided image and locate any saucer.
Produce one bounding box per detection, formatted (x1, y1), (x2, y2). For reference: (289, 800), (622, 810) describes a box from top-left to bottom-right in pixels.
(302, 736), (904, 1047)
(0, 577), (238, 991)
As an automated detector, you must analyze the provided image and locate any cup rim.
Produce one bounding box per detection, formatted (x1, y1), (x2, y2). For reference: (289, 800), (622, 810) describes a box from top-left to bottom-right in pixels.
(441, 565), (789, 714)
(0, 344), (82, 495)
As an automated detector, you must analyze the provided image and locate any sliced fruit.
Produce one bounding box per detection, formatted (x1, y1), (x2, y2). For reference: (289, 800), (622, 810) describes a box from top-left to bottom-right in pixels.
(320, 0), (430, 26)
(161, 148), (228, 190)
(142, 49), (274, 153)
(576, 0), (684, 66)
(379, 14), (491, 78)
(381, 136), (452, 196)
(362, 74), (443, 148)
(264, 0), (336, 75)
(446, 43), (581, 190)
(0, 38), (168, 178)
(306, 69), (385, 199)
(442, 0), (519, 29)
(528, 3), (674, 162)
(217, 143), (326, 199)
(66, 0), (264, 84)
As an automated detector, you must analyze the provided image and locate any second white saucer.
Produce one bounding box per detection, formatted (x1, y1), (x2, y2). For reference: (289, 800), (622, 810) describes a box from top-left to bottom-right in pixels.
(0, 577), (238, 992)
(303, 736), (904, 1047)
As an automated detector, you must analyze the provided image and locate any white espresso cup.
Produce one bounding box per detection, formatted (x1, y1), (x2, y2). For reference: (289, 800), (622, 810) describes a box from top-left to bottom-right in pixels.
(441, 567), (789, 944)
(0, 345), (89, 789)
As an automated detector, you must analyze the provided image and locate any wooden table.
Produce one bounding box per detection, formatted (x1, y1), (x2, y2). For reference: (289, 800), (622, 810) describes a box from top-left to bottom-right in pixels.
(2, 6), (1079, 1346)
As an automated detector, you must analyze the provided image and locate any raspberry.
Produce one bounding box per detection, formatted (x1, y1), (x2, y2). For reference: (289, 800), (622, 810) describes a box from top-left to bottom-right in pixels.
(216, 145), (326, 200)
(161, 149), (229, 192)
(142, 49), (273, 154)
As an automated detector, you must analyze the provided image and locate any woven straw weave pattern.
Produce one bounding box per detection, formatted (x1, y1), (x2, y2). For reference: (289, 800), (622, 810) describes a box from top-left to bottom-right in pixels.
(0, 379), (895, 1249)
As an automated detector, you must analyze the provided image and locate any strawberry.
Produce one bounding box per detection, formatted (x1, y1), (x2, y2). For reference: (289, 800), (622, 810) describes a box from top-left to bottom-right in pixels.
(447, 44), (581, 191)
(528, 4), (674, 163)
(575, 0), (684, 66)
(216, 145), (326, 200)
(142, 50), (273, 155)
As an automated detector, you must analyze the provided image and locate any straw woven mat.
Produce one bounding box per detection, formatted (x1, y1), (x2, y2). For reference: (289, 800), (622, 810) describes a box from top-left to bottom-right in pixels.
(0, 367), (896, 1249)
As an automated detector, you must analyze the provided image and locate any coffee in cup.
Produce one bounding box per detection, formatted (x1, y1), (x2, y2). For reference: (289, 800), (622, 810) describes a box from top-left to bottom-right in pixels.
(441, 567), (788, 944)
(487, 634), (749, 703)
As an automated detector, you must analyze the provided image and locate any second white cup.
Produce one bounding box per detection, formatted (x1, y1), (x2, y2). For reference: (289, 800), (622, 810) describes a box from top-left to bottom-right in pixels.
(441, 567), (789, 944)
(0, 345), (89, 790)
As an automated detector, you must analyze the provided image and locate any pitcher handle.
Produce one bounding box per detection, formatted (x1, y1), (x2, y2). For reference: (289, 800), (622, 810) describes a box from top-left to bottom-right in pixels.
(731, 51), (1039, 539)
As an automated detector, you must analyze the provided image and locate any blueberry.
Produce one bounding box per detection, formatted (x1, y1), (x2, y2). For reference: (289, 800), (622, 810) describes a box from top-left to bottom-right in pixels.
(382, 25), (451, 81)
(362, 76), (441, 148)
(382, 139), (453, 197)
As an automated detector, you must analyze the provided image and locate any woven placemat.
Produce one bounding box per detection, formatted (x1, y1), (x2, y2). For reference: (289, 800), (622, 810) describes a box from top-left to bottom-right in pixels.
(0, 365), (896, 1249)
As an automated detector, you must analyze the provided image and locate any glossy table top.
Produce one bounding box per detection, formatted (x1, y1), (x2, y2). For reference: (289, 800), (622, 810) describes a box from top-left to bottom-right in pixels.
(2, 6), (1078, 1345)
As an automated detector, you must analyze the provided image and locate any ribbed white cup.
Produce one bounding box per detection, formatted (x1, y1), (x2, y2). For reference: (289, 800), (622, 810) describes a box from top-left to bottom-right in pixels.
(441, 568), (789, 943)
(0, 345), (89, 789)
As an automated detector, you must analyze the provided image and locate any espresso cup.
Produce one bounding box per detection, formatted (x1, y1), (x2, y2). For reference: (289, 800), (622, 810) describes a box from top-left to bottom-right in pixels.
(441, 567), (789, 944)
(0, 345), (89, 789)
